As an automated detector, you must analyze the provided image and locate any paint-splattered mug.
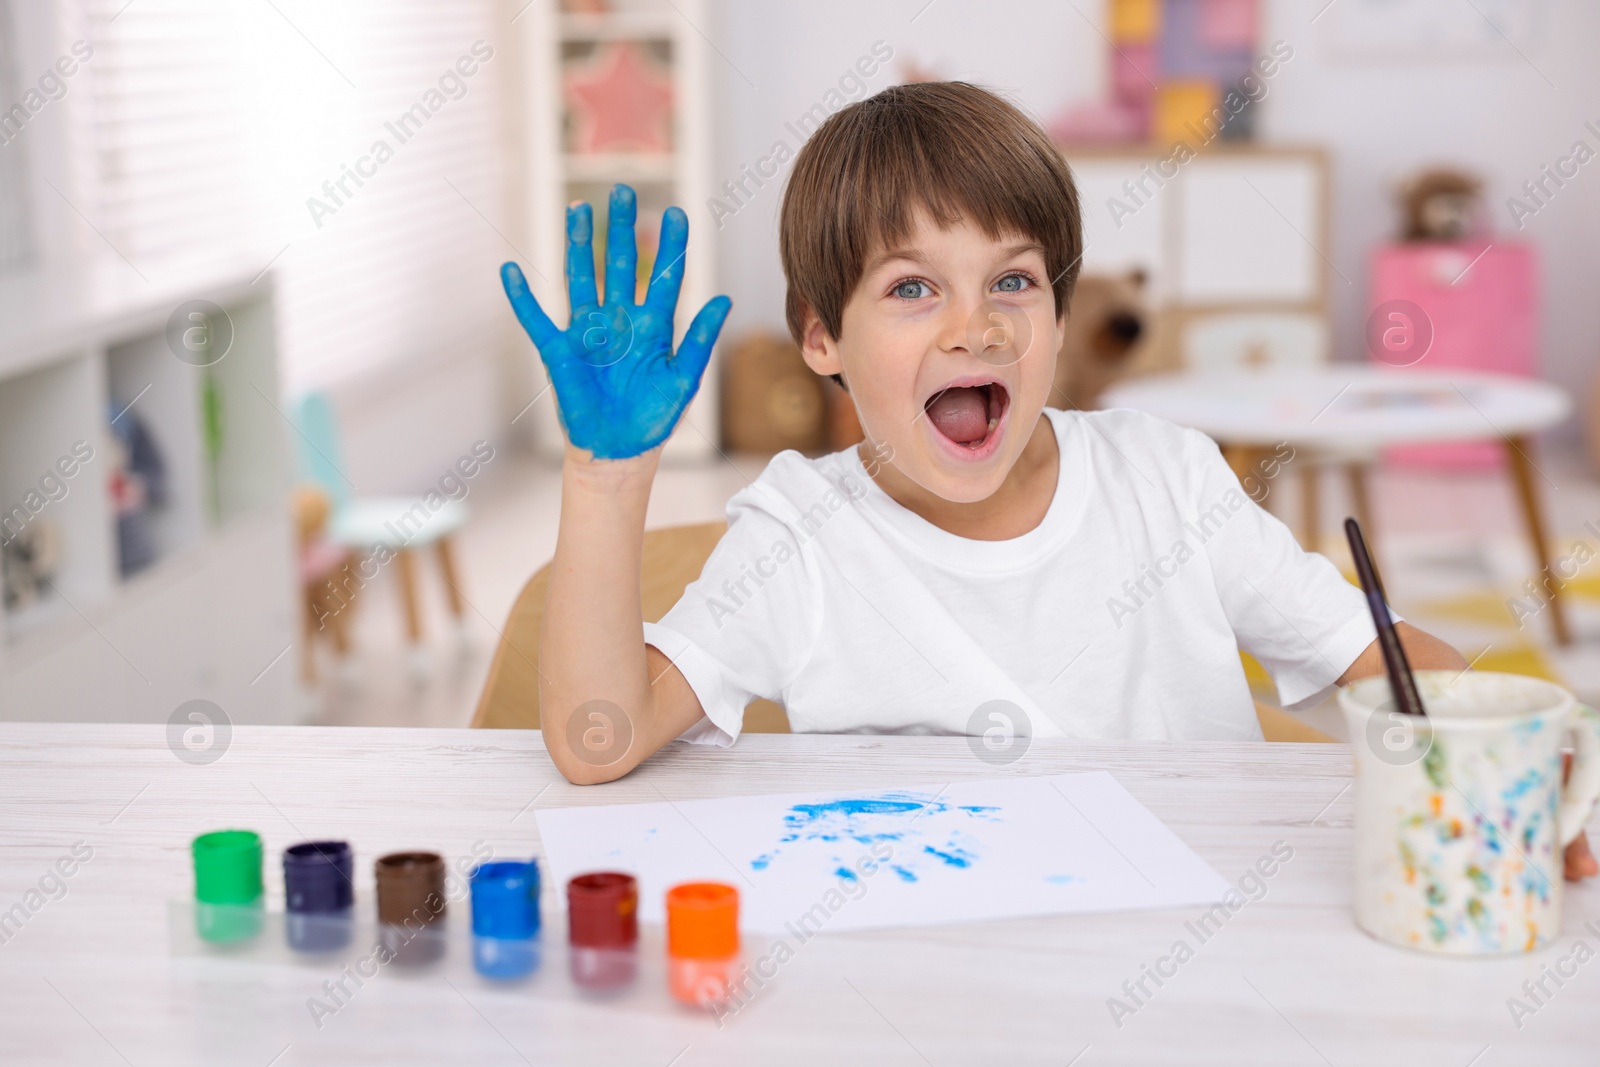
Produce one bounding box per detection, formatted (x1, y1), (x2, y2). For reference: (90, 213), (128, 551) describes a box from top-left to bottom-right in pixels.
(1339, 670), (1600, 955)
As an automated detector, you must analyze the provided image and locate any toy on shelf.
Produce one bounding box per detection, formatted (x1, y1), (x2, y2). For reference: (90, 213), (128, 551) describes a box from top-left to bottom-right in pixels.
(107, 405), (168, 577)
(564, 41), (675, 156)
(1396, 167), (1485, 243)
(1371, 165), (1532, 468)
(1051, 0), (1262, 148)
(1, 517), (62, 614)
(1054, 270), (1151, 410)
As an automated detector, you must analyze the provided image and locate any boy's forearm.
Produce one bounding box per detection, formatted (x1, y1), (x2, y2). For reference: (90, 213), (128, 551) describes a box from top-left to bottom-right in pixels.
(541, 446), (664, 784)
(1337, 622), (1469, 687)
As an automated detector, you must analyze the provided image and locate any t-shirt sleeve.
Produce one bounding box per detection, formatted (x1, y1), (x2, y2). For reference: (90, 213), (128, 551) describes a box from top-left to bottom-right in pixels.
(1182, 431), (1389, 707)
(643, 494), (821, 747)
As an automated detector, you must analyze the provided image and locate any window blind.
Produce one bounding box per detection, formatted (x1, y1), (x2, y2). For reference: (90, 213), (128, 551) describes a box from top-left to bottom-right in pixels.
(75, 0), (509, 390)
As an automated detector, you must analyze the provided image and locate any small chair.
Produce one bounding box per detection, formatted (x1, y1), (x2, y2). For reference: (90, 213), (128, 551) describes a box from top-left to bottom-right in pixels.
(472, 521), (1331, 743)
(291, 392), (469, 652)
(291, 485), (358, 684)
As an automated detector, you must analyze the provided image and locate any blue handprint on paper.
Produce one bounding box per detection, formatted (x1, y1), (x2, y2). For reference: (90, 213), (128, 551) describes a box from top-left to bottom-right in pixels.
(501, 184), (731, 460)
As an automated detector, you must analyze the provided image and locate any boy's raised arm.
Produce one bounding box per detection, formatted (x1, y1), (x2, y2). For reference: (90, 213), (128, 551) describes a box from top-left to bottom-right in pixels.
(500, 184), (731, 784)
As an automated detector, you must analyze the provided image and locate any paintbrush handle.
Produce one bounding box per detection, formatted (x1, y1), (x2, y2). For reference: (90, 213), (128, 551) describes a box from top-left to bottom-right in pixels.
(1344, 518), (1426, 718)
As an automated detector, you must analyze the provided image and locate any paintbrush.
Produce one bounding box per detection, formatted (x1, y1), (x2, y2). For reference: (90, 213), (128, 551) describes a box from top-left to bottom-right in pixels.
(1344, 517), (1426, 718)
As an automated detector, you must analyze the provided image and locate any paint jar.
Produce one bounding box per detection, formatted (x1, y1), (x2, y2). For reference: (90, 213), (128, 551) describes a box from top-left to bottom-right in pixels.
(192, 830), (263, 943)
(567, 872), (638, 992)
(665, 882), (740, 1009)
(470, 860), (541, 979)
(283, 841), (354, 952)
(375, 851), (447, 966)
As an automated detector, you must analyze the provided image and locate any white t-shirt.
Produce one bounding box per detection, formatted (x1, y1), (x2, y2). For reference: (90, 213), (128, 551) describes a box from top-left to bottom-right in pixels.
(644, 407), (1379, 746)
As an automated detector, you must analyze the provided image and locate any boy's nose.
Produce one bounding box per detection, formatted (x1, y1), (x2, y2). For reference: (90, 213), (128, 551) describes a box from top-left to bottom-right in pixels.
(934, 299), (975, 355)
(939, 298), (1032, 367)
(943, 293), (1019, 359)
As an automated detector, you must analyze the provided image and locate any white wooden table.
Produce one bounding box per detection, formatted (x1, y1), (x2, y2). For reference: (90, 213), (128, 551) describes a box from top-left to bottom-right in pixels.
(2, 724), (1596, 1066)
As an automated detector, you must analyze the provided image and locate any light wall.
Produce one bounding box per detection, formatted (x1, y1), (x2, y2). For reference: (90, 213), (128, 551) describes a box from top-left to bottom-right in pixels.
(705, 0), (1600, 444)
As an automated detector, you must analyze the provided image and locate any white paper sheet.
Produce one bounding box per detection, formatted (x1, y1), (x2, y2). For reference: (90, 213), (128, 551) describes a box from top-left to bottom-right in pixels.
(535, 773), (1231, 934)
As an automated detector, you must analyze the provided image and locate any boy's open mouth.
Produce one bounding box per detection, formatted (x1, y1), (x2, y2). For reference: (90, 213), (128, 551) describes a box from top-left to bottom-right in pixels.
(924, 380), (1009, 451)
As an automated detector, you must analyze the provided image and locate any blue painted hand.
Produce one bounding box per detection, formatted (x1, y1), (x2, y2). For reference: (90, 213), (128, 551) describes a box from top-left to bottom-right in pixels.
(501, 184), (732, 460)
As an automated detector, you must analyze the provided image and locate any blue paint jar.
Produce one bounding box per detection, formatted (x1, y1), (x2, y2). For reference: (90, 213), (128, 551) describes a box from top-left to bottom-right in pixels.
(283, 841), (354, 951)
(470, 860), (540, 979)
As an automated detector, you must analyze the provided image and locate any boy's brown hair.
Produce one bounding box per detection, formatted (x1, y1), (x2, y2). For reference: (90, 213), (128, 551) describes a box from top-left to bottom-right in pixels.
(779, 81), (1083, 377)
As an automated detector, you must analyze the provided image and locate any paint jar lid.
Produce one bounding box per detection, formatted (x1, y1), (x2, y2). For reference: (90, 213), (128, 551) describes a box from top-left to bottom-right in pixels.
(470, 860), (540, 940)
(192, 830), (263, 905)
(567, 872), (638, 948)
(665, 882), (738, 960)
(374, 851), (446, 926)
(283, 841), (353, 914)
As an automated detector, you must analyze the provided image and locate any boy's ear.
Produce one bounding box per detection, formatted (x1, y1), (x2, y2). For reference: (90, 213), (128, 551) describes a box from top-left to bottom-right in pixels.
(798, 308), (843, 379)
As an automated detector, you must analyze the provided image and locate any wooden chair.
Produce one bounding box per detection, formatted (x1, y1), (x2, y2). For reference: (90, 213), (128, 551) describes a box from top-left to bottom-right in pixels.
(472, 521), (1334, 743)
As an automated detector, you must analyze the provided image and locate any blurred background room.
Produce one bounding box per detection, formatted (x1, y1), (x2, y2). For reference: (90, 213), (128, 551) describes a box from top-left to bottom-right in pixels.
(1, 0), (1598, 739)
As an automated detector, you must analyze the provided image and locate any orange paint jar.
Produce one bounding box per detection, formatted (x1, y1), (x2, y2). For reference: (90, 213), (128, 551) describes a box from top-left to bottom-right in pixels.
(665, 882), (740, 1009)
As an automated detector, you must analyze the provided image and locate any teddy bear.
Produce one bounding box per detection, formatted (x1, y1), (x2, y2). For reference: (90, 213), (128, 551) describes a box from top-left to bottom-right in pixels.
(1396, 167), (1485, 243)
(1051, 269), (1151, 411)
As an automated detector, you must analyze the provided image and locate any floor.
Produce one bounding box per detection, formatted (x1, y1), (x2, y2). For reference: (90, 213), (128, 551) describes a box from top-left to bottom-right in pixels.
(303, 441), (1600, 738)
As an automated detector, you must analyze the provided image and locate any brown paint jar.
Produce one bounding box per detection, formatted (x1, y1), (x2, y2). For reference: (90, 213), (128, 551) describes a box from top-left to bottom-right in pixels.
(375, 851), (447, 965)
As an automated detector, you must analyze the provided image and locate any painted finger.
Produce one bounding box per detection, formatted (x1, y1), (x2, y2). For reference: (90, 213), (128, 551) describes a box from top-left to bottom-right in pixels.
(500, 262), (561, 352)
(644, 206), (689, 318)
(604, 184), (638, 307)
(672, 294), (733, 388)
(566, 201), (599, 310)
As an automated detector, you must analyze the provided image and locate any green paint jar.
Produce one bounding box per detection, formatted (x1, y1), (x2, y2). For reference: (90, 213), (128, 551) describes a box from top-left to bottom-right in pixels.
(192, 829), (264, 943)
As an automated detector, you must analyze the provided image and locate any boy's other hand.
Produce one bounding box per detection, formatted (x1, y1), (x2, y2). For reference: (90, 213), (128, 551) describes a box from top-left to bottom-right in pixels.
(501, 183), (732, 460)
(1567, 832), (1597, 881)
(1564, 751), (1598, 881)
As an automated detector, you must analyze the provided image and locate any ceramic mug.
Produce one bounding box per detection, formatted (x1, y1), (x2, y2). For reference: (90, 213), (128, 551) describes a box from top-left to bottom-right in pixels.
(1339, 670), (1600, 955)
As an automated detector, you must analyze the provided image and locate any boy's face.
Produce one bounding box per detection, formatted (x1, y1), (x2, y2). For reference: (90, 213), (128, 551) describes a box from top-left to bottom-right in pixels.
(800, 211), (1065, 504)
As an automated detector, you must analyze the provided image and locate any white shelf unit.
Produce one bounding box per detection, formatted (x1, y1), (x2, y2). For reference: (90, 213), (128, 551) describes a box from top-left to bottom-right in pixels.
(1065, 144), (1331, 375)
(518, 0), (719, 461)
(0, 265), (298, 724)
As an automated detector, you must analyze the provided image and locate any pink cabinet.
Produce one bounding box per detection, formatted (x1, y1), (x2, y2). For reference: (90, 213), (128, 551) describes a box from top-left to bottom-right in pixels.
(1368, 241), (1538, 467)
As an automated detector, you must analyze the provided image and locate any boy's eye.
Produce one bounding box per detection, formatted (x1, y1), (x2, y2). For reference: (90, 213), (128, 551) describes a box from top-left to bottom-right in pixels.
(994, 273), (1033, 294)
(892, 279), (929, 300)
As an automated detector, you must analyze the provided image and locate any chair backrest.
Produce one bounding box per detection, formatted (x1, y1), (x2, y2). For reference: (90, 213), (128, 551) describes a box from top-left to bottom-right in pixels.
(290, 391), (351, 508)
(471, 522), (1331, 743)
(472, 522), (792, 733)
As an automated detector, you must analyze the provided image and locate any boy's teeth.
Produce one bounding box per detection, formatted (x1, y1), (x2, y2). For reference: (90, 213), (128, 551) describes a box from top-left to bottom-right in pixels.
(987, 417), (998, 431)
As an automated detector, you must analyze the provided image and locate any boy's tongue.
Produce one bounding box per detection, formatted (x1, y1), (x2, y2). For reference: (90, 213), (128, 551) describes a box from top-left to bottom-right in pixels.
(926, 386), (990, 445)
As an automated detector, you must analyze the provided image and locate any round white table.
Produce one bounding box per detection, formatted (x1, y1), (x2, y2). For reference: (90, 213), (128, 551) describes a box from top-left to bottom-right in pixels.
(1103, 367), (1575, 642)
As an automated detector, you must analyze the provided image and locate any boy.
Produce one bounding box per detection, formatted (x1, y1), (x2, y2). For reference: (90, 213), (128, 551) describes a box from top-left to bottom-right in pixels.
(501, 82), (1594, 879)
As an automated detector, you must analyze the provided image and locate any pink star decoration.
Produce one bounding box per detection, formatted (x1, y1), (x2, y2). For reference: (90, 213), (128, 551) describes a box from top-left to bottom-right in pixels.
(565, 41), (675, 155)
